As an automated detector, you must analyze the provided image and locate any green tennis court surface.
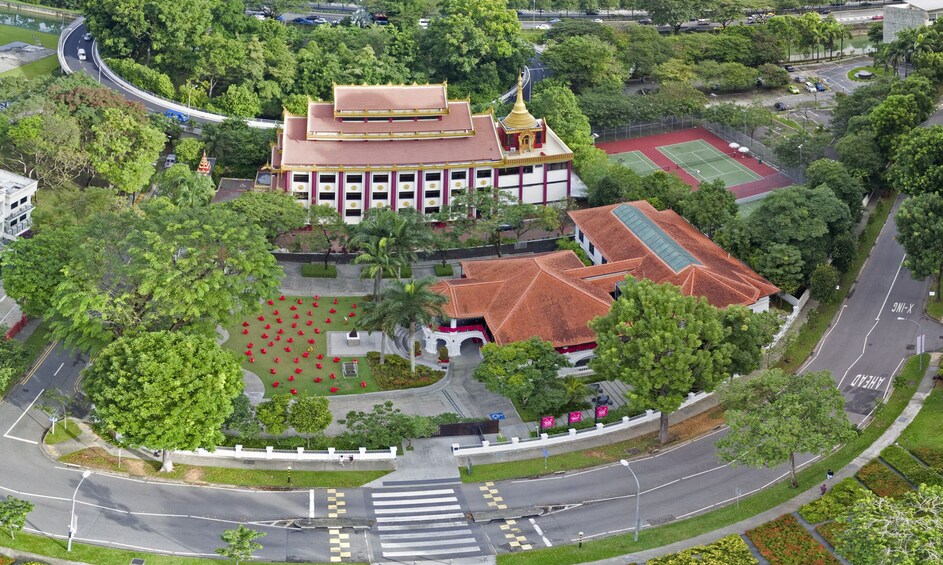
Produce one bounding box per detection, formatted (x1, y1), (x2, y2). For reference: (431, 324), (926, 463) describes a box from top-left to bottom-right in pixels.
(609, 150), (661, 177)
(657, 139), (761, 186)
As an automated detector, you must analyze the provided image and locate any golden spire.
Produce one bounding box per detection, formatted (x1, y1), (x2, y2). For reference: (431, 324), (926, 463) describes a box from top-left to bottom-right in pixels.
(502, 72), (538, 131)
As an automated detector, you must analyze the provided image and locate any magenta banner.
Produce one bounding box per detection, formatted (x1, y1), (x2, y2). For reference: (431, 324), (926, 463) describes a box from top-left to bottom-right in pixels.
(568, 411), (582, 424)
(595, 405), (609, 419)
(541, 416), (555, 430)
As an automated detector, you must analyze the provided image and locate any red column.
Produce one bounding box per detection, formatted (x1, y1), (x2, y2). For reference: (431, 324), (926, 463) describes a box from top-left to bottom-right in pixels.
(518, 166), (524, 202)
(443, 170), (450, 208)
(542, 162), (549, 204)
(417, 172), (425, 213)
(364, 173), (371, 212)
(391, 172), (398, 210)
(337, 174), (344, 215)
(566, 161), (572, 198)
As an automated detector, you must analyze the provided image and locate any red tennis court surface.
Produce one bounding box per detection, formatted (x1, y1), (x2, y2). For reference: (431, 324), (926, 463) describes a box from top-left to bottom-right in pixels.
(596, 127), (794, 200)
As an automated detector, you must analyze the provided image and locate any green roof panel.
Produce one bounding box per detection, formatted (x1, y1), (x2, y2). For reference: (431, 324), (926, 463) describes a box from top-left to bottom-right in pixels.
(612, 204), (700, 273)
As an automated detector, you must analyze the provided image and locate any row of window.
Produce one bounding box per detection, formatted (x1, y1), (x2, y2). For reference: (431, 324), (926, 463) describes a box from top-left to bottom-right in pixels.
(9, 196), (29, 210)
(292, 163), (568, 186)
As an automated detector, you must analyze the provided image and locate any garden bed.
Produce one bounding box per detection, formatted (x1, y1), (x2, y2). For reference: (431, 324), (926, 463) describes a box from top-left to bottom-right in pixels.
(815, 521), (847, 549)
(648, 534), (756, 564)
(222, 295), (378, 397)
(912, 447), (943, 474)
(434, 263), (454, 277)
(300, 263), (337, 278)
(799, 477), (870, 524)
(855, 460), (913, 497)
(360, 265), (412, 279)
(746, 513), (840, 565)
(880, 444), (943, 488)
(366, 351), (444, 390)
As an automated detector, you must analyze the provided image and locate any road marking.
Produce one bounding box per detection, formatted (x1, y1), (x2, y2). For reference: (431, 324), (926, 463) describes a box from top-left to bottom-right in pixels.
(530, 517), (552, 547)
(799, 304), (848, 373)
(3, 387), (44, 444)
(372, 488), (454, 498)
(373, 504), (462, 515)
(20, 340), (59, 385)
(372, 496), (457, 506)
(53, 362), (64, 376)
(480, 482), (508, 510)
(374, 513), (465, 523)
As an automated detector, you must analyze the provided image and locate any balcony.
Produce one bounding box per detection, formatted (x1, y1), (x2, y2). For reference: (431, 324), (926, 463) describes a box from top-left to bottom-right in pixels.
(3, 207), (33, 238)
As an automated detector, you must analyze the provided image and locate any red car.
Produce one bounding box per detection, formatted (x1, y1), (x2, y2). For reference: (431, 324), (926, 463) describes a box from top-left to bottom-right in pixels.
(872, 14), (884, 20)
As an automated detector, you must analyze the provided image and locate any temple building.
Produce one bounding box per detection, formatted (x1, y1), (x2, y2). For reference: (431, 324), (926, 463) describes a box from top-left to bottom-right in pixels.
(269, 80), (578, 223)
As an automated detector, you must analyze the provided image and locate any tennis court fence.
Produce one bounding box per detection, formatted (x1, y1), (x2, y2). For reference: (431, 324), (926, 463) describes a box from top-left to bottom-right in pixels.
(701, 123), (803, 184)
(592, 115), (701, 143)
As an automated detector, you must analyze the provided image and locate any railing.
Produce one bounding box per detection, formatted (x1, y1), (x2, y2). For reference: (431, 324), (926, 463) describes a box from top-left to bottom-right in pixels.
(179, 445), (398, 462)
(4, 216), (31, 237)
(57, 15), (83, 75)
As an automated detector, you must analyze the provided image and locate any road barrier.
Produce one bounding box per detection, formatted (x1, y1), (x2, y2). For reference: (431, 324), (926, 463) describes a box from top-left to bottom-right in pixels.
(178, 445), (398, 462)
(56, 15), (83, 75)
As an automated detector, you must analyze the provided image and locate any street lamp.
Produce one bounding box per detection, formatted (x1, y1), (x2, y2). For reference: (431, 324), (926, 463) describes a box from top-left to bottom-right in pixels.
(67, 470), (92, 552)
(896, 317), (925, 370)
(619, 459), (642, 542)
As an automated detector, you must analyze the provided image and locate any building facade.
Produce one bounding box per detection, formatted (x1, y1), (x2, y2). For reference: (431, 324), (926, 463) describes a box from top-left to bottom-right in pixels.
(0, 170), (36, 242)
(269, 81), (576, 223)
(885, 0), (943, 42)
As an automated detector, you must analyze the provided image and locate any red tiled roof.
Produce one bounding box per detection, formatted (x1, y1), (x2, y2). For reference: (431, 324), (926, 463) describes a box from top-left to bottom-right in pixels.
(279, 115), (503, 168)
(333, 84), (448, 114)
(568, 202), (778, 308)
(306, 100), (475, 138)
(431, 252), (613, 348)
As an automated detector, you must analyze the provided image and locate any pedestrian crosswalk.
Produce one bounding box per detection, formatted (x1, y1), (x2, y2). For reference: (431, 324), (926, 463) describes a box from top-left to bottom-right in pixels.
(368, 479), (487, 560)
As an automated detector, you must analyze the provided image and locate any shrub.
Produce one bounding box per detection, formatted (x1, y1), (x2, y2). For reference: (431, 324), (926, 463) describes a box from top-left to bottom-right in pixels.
(880, 444), (943, 487)
(366, 351), (445, 390)
(360, 265), (412, 279)
(556, 237), (592, 265)
(106, 58), (175, 99)
(531, 402), (647, 436)
(856, 460), (913, 497)
(799, 477), (870, 524)
(437, 346), (449, 362)
(913, 447), (943, 474)
(810, 263), (840, 302)
(747, 514), (840, 565)
(0, 556), (13, 565)
(301, 264), (338, 278)
(434, 263), (454, 276)
(648, 534), (757, 564)
(816, 521), (847, 548)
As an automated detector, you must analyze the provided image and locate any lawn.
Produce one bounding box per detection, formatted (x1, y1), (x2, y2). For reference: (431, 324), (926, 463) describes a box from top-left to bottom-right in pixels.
(60, 447), (388, 488)
(847, 66), (887, 82)
(897, 384), (943, 453)
(926, 285), (943, 320)
(222, 295), (379, 398)
(43, 418), (81, 444)
(0, 54), (59, 78)
(0, 23), (57, 49)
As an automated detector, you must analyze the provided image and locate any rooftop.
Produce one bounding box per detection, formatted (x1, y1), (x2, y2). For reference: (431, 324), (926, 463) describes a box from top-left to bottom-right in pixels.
(306, 100), (475, 140)
(0, 170), (36, 195)
(902, 0), (943, 11)
(332, 84), (449, 115)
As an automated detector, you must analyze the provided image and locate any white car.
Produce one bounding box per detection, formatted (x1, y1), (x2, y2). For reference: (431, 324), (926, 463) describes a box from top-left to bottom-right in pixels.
(535, 23), (550, 30)
(418, 18), (429, 28)
(77, 48), (86, 61)
(592, 18), (603, 23)
(82, 32), (92, 41)
(164, 153), (177, 168)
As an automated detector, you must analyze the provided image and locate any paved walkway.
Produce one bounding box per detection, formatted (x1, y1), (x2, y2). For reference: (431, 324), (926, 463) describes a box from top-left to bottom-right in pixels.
(589, 352), (941, 564)
(279, 260), (461, 297)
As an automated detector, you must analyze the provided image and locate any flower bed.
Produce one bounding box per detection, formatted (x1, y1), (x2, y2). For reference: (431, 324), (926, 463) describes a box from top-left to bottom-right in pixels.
(799, 477), (870, 524)
(223, 295), (378, 397)
(366, 351), (444, 390)
(815, 521), (847, 549)
(913, 447), (943, 474)
(746, 513), (840, 565)
(880, 444), (943, 488)
(301, 263), (338, 278)
(855, 460), (913, 498)
(647, 534), (757, 565)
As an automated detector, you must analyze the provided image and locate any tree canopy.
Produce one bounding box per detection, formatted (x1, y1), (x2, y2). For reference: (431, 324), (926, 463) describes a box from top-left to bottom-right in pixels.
(225, 190), (309, 242)
(475, 338), (571, 415)
(896, 193), (943, 300)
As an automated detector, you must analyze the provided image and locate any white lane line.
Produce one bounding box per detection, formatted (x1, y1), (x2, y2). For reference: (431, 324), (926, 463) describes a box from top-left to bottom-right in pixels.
(23, 528), (219, 557)
(530, 517), (552, 547)
(799, 305), (848, 373)
(53, 362), (64, 376)
(383, 547), (480, 557)
(3, 388), (44, 444)
(371, 488), (454, 498)
(381, 537), (478, 549)
(372, 496), (457, 506)
(373, 504), (462, 515)
(375, 513), (465, 523)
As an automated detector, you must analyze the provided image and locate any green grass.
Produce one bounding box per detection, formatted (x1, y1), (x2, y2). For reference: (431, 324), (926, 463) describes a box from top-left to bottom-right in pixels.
(519, 29), (546, 44)
(0, 54), (58, 78)
(926, 285), (943, 321)
(847, 66), (887, 82)
(60, 447), (388, 488)
(776, 192), (895, 373)
(300, 263), (337, 278)
(898, 385), (943, 453)
(0, 23), (57, 48)
(1, 320), (52, 398)
(496, 353), (928, 565)
(222, 295), (379, 398)
(434, 263), (454, 277)
(43, 418), (81, 444)
(772, 115), (803, 132)
(360, 265), (413, 279)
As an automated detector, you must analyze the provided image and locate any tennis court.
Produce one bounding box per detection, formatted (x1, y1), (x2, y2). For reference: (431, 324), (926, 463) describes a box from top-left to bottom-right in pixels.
(657, 139), (761, 186)
(608, 150), (662, 177)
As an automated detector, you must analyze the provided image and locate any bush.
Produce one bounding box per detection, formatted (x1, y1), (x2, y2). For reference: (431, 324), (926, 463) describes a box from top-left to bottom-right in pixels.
(809, 263), (840, 302)
(648, 534), (757, 565)
(434, 264), (454, 276)
(747, 514), (840, 565)
(366, 351), (445, 390)
(913, 447), (943, 474)
(301, 264), (338, 278)
(556, 237), (592, 265)
(816, 521), (847, 548)
(360, 265), (413, 279)
(531, 402), (647, 436)
(880, 444), (943, 487)
(799, 477), (870, 524)
(106, 58), (175, 99)
(856, 460), (913, 497)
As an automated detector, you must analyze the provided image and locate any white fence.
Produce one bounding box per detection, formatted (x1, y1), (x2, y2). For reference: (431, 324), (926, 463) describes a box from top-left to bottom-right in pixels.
(451, 391), (710, 457)
(179, 445), (398, 462)
(771, 289), (811, 347)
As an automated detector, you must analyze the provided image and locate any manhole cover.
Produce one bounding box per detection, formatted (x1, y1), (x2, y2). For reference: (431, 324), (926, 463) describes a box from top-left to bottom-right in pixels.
(130, 559), (146, 565)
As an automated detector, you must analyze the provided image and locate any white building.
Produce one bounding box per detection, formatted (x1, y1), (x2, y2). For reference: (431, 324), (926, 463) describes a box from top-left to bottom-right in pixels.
(0, 170), (36, 242)
(885, 0), (943, 42)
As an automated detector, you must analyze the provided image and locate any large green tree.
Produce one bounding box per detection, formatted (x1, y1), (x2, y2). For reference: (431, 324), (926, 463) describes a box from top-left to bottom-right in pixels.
(681, 179), (737, 238)
(870, 94), (921, 155)
(721, 306), (780, 376)
(804, 159), (866, 224)
(837, 485), (943, 565)
(48, 199), (282, 351)
(88, 107), (165, 195)
(717, 368), (855, 487)
(225, 190), (309, 243)
(637, 0), (699, 31)
(216, 524), (266, 564)
(30, 187), (125, 233)
(528, 83), (594, 151)
(1, 227), (79, 318)
(155, 164), (215, 208)
(752, 243), (805, 296)
(542, 35), (627, 93)
(897, 193), (943, 301)
(474, 338), (571, 415)
(590, 277), (731, 445)
(83, 331), (244, 472)
(288, 394), (333, 448)
(379, 277), (448, 373)
(889, 126), (943, 197)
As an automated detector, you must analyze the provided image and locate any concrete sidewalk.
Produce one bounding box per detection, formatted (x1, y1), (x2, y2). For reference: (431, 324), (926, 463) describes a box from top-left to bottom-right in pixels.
(589, 353), (941, 564)
(278, 259), (462, 297)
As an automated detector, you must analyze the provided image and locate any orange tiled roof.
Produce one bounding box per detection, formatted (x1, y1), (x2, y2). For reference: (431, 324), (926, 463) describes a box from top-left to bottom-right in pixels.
(568, 202), (778, 308)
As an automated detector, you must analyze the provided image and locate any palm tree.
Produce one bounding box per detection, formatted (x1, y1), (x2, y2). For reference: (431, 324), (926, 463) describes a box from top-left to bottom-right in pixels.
(353, 237), (405, 301)
(561, 376), (593, 409)
(380, 277), (448, 374)
(360, 299), (398, 365)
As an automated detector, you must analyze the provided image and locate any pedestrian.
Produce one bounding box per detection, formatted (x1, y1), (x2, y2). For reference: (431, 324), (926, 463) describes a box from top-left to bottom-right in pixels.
(820, 484), (827, 496)
(338, 455), (345, 466)
(826, 469), (834, 480)
(348, 454), (354, 464)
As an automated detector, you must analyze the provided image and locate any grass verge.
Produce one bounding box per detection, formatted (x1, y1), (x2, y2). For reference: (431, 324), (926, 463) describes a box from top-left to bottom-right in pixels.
(463, 407), (725, 483)
(43, 418), (81, 444)
(776, 191), (895, 373)
(0, 54), (59, 79)
(0, 23), (57, 49)
(1, 320), (52, 398)
(60, 447), (388, 488)
(897, 384), (943, 452)
(496, 353), (927, 564)
(926, 282), (943, 320)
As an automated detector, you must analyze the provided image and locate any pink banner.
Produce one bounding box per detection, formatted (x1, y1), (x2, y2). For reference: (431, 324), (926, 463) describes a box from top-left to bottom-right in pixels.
(595, 405), (609, 419)
(541, 416), (555, 430)
(568, 411), (582, 424)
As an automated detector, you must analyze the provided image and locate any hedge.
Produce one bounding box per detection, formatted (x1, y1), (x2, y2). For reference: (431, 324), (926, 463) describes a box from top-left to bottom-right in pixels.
(856, 460), (913, 498)
(105, 58), (175, 99)
(434, 264), (454, 277)
(746, 514), (840, 565)
(880, 444), (943, 488)
(360, 265), (412, 279)
(799, 477), (870, 524)
(913, 447), (943, 474)
(647, 534), (757, 565)
(366, 351), (444, 390)
(301, 264), (337, 278)
(815, 521), (847, 549)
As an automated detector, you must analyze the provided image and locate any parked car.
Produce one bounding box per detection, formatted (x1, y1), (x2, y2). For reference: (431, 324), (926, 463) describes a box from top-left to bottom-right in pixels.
(548, 18), (562, 23)
(535, 23), (550, 29)
(164, 153), (177, 168)
(783, 64), (795, 72)
(872, 14), (884, 20)
(787, 85), (800, 94)
(291, 17), (316, 25)
(819, 8), (831, 14)
(164, 109), (189, 123)
(805, 81), (816, 93)
(794, 75), (806, 83)
(592, 18), (603, 23)
(815, 81), (827, 91)
(774, 101), (790, 111)
(639, 17), (653, 24)
(311, 17), (328, 24)
(82, 32), (92, 41)
(77, 48), (86, 61)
